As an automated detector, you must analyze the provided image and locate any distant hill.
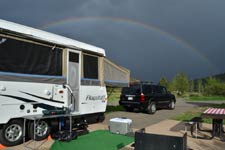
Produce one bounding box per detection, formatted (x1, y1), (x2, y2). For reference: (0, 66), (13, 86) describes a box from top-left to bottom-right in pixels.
(211, 73), (225, 82)
(194, 72), (225, 83)
(191, 72), (225, 92)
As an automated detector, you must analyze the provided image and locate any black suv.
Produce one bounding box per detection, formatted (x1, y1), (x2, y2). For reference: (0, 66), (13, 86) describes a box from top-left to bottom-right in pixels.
(119, 82), (176, 114)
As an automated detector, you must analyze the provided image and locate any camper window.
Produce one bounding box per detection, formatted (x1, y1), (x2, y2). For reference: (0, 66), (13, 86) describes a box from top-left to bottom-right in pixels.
(0, 36), (63, 76)
(83, 54), (98, 79)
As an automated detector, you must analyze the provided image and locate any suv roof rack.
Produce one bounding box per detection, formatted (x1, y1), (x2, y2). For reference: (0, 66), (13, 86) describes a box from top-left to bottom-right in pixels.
(129, 81), (154, 85)
(140, 81), (153, 84)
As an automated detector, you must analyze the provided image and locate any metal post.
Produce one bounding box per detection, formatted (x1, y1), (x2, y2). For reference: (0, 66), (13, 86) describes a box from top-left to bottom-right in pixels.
(70, 114), (72, 135)
(195, 123), (197, 139)
(34, 119), (36, 149)
(59, 118), (61, 131)
(23, 118), (26, 145)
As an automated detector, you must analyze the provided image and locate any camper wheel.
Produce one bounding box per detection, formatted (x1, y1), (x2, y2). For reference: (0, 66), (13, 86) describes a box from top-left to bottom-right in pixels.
(0, 119), (24, 146)
(28, 120), (51, 141)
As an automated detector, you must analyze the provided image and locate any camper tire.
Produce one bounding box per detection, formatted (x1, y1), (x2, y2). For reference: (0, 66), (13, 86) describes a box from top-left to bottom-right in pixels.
(28, 120), (51, 141)
(0, 119), (24, 146)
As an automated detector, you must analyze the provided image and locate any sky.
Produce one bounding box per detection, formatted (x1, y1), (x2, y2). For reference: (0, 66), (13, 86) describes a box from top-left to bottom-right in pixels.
(1, 0), (225, 82)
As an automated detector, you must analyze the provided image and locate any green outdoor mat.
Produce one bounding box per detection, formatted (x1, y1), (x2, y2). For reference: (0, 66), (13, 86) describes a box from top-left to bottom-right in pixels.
(51, 130), (134, 150)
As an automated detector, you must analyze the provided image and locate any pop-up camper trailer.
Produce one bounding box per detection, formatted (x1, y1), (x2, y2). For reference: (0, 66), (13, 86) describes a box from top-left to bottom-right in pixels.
(0, 19), (130, 146)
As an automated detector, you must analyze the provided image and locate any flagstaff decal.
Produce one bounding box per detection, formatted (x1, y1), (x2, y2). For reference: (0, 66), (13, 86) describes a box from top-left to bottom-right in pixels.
(86, 95), (105, 101)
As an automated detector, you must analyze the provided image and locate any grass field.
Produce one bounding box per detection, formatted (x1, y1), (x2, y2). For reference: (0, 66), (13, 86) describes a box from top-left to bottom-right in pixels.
(106, 105), (125, 113)
(105, 87), (125, 113)
(172, 103), (225, 124)
(107, 88), (121, 102)
(188, 96), (225, 101)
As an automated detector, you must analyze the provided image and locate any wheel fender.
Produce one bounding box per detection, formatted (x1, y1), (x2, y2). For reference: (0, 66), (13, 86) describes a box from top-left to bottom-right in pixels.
(148, 98), (155, 105)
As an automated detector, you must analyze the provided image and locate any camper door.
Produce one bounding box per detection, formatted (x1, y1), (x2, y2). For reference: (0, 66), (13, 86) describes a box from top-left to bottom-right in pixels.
(67, 50), (81, 112)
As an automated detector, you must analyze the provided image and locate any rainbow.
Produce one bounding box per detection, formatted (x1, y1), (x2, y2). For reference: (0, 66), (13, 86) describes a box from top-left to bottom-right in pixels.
(40, 16), (218, 71)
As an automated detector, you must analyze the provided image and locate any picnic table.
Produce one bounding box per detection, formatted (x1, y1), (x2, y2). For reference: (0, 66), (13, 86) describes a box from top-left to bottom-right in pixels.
(201, 108), (225, 141)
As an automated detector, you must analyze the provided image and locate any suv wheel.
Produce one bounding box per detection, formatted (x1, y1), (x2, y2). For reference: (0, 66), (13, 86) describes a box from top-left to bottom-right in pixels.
(168, 100), (175, 109)
(147, 102), (156, 114)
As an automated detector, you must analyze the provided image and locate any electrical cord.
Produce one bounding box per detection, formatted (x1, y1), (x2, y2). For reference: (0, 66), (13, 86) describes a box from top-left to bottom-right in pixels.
(63, 84), (76, 112)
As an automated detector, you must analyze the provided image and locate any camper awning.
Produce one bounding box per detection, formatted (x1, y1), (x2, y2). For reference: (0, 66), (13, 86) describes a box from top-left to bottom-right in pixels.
(103, 58), (130, 87)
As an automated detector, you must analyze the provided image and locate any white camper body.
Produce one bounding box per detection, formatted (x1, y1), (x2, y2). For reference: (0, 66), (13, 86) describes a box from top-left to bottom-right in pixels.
(0, 19), (130, 146)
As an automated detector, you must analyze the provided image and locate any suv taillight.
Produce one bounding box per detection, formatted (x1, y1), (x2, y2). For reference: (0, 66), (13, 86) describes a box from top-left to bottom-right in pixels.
(140, 93), (145, 102)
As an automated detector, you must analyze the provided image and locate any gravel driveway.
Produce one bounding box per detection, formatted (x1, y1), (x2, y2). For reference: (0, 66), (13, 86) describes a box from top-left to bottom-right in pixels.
(104, 98), (197, 129)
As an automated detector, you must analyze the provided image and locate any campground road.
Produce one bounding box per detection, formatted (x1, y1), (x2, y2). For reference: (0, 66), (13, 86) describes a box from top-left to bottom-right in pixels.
(103, 98), (198, 129)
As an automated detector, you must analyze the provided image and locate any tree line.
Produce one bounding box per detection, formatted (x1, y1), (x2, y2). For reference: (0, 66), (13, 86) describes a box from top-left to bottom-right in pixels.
(159, 73), (225, 96)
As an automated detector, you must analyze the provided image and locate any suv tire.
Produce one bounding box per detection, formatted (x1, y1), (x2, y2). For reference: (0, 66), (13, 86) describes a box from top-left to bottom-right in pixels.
(168, 100), (175, 110)
(147, 102), (156, 114)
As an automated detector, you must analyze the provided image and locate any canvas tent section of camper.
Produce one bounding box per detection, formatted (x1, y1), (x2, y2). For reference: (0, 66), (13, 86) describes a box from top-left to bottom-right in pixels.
(0, 19), (130, 87)
(0, 34), (65, 84)
(103, 58), (130, 87)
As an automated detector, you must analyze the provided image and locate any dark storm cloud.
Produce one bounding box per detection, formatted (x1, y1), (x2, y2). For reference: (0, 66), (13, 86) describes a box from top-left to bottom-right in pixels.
(56, 21), (216, 80)
(0, 0), (224, 81)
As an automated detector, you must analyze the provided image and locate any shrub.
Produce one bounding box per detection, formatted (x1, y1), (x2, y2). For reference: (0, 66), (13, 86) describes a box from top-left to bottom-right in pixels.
(204, 78), (225, 96)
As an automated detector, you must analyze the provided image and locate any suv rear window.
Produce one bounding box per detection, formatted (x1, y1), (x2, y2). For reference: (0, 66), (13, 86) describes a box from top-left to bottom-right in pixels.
(155, 86), (167, 94)
(122, 84), (141, 95)
(142, 85), (153, 94)
(122, 84), (153, 95)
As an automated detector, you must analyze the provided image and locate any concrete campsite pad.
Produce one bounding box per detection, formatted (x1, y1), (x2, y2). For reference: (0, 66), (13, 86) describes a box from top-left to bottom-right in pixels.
(148, 120), (225, 150)
(2, 137), (54, 150)
(122, 119), (225, 150)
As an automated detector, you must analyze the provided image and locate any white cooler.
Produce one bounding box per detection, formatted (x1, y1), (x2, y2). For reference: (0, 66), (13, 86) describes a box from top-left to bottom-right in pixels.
(109, 117), (132, 135)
